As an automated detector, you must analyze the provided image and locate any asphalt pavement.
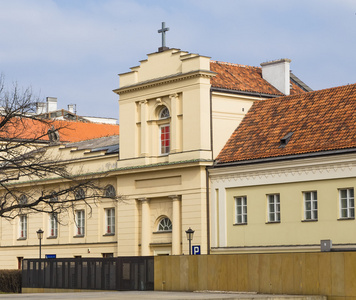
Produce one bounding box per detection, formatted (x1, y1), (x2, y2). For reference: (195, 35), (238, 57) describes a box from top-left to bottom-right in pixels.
(0, 291), (325, 300)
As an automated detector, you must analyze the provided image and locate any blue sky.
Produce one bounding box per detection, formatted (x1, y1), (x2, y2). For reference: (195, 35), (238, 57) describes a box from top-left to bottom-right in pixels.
(0, 0), (355, 120)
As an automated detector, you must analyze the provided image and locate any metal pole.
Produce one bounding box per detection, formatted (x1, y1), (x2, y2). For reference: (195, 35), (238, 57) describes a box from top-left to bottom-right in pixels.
(189, 238), (191, 255)
(39, 238), (42, 259)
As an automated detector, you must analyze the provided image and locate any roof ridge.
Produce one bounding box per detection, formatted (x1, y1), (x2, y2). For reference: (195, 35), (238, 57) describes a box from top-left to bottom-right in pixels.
(211, 60), (260, 69)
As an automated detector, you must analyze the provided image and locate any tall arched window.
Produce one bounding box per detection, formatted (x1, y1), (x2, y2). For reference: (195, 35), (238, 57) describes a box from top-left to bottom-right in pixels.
(158, 217), (172, 232)
(159, 107), (170, 155)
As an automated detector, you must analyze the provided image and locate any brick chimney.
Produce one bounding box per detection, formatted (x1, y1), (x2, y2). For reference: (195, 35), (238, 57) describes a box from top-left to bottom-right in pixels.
(261, 59), (291, 95)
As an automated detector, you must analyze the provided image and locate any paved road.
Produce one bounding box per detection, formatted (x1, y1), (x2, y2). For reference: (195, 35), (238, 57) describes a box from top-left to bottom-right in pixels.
(0, 291), (325, 300)
(0, 291), (255, 300)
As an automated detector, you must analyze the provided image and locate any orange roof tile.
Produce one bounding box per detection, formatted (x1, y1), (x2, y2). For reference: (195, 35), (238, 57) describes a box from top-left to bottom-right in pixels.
(216, 83), (356, 163)
(210, 61), (306, 96)
(0, 118), (119, 143)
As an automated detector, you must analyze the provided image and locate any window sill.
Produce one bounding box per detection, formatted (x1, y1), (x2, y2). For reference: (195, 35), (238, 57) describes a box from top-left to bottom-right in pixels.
(153, 231), (172, 234)
(338, 217), (355, 221)
(302, 219), (318, 222)
(266, 221), (280, 224)
(17, 237), (27, 241)
(103, 233), (115, 236)
(47, 236), (57, 239)
(73, 235), (85, 238)
(233, 223), (247, 226)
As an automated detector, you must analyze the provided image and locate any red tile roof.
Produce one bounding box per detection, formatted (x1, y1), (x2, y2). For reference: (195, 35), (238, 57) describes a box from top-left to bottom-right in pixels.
(216, 83), (356, 163)
(210, 61), (307, 96)
(0, 118), (120, 143)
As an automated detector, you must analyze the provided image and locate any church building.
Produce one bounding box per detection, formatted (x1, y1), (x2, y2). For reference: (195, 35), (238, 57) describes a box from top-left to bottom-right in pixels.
(0, 46), (310, 268)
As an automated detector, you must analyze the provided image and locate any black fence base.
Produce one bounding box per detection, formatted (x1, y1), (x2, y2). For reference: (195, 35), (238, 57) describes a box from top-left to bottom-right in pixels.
(22, 257), (154, 291)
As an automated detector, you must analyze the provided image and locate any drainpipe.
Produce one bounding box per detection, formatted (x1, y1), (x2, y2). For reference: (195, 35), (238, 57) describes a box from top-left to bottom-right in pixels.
(205, 87), (213, 255)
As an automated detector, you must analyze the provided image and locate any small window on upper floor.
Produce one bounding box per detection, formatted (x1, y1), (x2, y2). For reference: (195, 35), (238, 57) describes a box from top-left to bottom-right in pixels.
(104, 185), (116, 199)
(159, 107), (170, 119)
(19, 194), (28, 205)
(75, 188), (85, 200)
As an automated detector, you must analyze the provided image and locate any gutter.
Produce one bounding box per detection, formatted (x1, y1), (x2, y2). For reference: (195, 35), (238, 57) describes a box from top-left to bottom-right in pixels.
(205, 87), (214, 255)
(212, 147), (356, 168)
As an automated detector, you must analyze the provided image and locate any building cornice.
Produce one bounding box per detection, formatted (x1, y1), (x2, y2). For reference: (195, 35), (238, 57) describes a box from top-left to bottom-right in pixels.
(114, 70), (215, 95)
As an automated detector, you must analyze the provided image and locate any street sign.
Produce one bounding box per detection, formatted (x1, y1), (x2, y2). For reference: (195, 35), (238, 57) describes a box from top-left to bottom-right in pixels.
(192, 245), (201, 255)
(45, 254), (56, 259)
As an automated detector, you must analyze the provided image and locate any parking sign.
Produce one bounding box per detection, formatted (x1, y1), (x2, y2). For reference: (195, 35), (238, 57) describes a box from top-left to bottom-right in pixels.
(192, 245), (201, 255)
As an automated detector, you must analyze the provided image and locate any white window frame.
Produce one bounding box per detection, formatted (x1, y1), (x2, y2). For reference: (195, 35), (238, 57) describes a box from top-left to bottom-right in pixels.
(19, 215), (27, 239)
(158, 217), (172, 232)
(267, 194), (280, 223)
(75, 210), (85, 236)
(49, 213), (58, 237)
(303, 191), (318, 221)
(159, 124), (170, 155)
(235, 196), (247, 224)
(339, 188), (354, 219)
(105, 208), (115, 234)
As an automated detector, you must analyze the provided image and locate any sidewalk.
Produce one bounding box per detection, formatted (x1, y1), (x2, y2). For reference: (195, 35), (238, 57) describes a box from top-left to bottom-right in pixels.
(0, 291), (326, 300)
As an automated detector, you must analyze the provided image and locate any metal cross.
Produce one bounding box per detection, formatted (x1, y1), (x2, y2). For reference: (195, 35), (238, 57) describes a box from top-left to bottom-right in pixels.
(158, 22), (169, 50)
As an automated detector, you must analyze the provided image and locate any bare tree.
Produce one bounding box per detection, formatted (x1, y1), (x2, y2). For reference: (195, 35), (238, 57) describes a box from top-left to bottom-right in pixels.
(0, 75), (118, 219)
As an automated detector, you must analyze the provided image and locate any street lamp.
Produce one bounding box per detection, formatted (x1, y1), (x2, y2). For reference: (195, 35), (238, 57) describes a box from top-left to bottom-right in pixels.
(36, 228), (44, 259)
(185, 227), (195, 255)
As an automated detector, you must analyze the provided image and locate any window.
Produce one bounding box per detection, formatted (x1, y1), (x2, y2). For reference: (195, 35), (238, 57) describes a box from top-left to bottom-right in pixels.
(19, 215), (27, 239)
(75, 188), (85, 200)
(160, 124), (170, 155)
(235, 196), (247, 224)
(159, 106), (170, 155)
(158, 217), (172, 232)
(49, 213), (58, 237)
(50, 191), (58, 202)
(104, 185), (116, 198)
(339, 188), (354, 219)
(304, 191), (318, 220)
(19, 194), (27, 205)
(159, 107), (170, 119)
(105, 208), (115, 234)
(267, 194), (280, 222)
(75, 210), (85, 236)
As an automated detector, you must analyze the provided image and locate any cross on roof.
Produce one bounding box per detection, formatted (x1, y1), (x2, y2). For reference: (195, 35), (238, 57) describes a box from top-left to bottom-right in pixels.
(158, 22), (169, 52)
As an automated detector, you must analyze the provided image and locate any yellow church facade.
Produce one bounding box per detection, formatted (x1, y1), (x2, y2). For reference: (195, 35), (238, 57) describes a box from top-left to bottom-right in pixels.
(0, 48), (310, 268)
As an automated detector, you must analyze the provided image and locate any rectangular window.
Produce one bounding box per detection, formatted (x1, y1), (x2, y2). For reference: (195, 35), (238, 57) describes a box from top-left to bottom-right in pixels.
(339, 188), (354, 219)
(105, 208), (115, 234)
(19, 215), (27, 239)
(160, 124), (170, 155)
(75, 210), (85, 236)
(268, 194), (280, 222)
(304, 191), (318, 220)
(49, 213), (58, 237)
(235, 196), (247, 224)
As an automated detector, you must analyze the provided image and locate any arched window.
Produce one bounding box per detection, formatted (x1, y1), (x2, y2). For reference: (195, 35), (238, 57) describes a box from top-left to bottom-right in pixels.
(159, 107), (170, 155)
(104, 185), (116, 198)
(19, 194), (27, 205)
(50, 191), (58, 202)
(159, 107), (170, 119)
(158, 217), (172, 232)
(75, 188), (85, 200)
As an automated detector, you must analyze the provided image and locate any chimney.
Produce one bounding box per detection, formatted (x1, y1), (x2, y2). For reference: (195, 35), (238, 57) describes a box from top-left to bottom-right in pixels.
(260, 59), (291, 95)
(36, 102), (46, 114)
(68, 104), (74, 113)
(46, 97), (58, 112)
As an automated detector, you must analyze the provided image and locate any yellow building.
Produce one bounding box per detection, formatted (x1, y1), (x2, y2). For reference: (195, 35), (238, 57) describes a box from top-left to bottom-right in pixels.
(0, 48), (309, 268)
(210, 83), (356, 253)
